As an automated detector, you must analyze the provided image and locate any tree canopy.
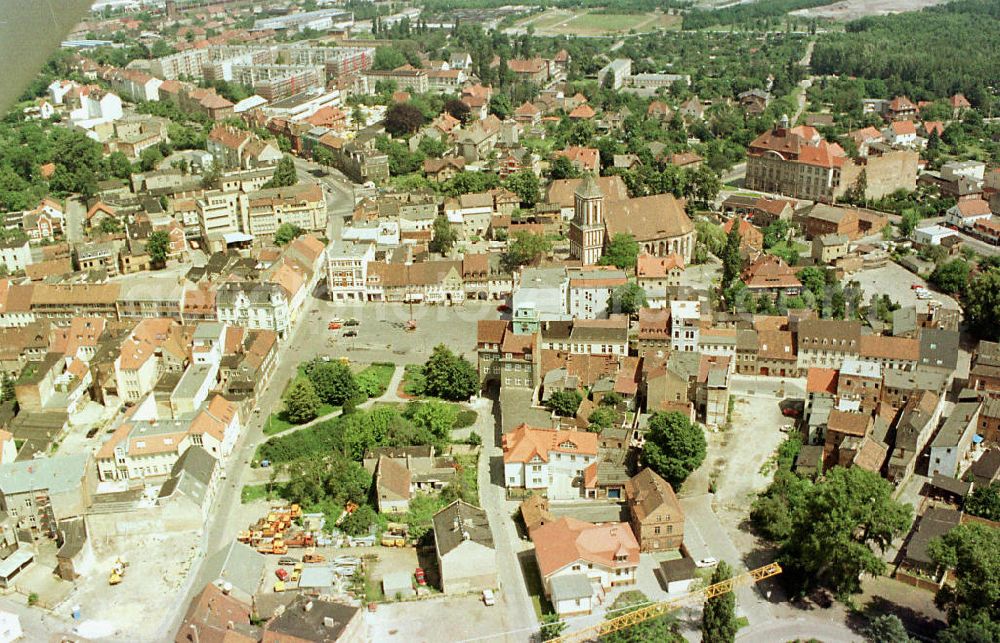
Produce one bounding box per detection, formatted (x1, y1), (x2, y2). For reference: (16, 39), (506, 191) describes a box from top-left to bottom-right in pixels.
(429, 215), (458, 254)
(546, 390), (583, 417)
(779, 466), (911, 596)
(702, 561), (738, 643)
(263, 156), (298, 189)
(963, 482), (1000, 522)
(274, 223), (304, 246)
(385, 103), (427, 137)
(306, 360), (359, 407)
(502, 231), (552, 272)
(598, 233), (639, 270)
(609, 282), (648, 316)
(284, 379), (321, 424)
(145, 230), (170, 267)
(422, 344), (479, 401)
(641, 412), (706, 489)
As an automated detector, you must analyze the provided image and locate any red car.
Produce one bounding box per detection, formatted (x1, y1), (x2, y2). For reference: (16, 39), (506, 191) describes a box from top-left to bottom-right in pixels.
(275, 568), (289, 581)
(781, 407), (801, 418)
(496, 304), (511, 313)
(414, 567), (427, 586)
(328, 322), (342, 330)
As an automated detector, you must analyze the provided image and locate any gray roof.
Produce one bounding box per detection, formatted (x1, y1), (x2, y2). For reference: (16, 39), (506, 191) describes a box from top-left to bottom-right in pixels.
(892, 307), (917, 336)
(202, 542), (264, 600)
(930, 474), (971, 497)
(298, 565), (338, 588)
(0, 453), (88, 495)
(919, 328), (960, 371)
(434, 500), (493, 557)
(932, 402), (980, 449)
(264, 595), (360, 642)
(659, 556), (697, 582)
(56, 516), (88, 559)
(549, 573), (592, 601)
(158, 446), (217, 506)
(906, 508), (960, 565)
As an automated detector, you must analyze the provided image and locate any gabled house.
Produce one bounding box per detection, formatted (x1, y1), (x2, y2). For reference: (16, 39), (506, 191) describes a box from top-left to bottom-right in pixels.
(624, 468), (684, 552)
(502, 424), (598, 500)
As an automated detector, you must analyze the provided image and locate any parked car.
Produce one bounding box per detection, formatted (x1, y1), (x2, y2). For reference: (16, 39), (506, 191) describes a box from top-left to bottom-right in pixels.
(275, 568), (290, 581)
(496, 304), (511, 313)
(328, 322), (342, 330)
(696, 557), (718, 568)
(482, 589), (496, 606)
(414, 567), (426, 586)
(344, 330), (358, 337)
(781, 407), (801, 418)
(278, 557), (298, 566)
(344, 319), (360, 326)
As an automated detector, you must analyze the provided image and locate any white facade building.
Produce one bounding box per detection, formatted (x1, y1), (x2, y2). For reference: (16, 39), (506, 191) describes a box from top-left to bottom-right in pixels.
(670, 300), (701, 353)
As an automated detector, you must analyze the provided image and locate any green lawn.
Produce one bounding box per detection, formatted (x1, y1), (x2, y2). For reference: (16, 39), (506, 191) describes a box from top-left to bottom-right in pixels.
(735, 616), (750, 630)
(241, 484), (270, 504)
(355, 362), (396, 397)
(521, 557), (553, 618)
(402, 364), (425, 397)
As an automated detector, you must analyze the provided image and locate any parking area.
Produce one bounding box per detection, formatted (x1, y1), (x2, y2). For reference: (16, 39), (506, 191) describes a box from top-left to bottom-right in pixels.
(366, 593), (512, 642)
(851, 262), (959, 312)
(296, 300), (498, 365)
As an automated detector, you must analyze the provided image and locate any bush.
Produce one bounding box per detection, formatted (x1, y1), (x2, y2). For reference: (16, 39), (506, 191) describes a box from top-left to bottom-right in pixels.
(454, 409), (478, 429)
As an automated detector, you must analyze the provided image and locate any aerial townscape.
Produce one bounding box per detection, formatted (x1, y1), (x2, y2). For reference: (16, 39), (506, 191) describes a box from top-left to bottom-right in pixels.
(0, 0), (998, 641)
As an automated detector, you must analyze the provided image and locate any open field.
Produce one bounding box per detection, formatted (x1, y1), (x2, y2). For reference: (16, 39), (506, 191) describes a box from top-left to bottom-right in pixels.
(791, 0), (950, 20)
(511, 8), (680, 36)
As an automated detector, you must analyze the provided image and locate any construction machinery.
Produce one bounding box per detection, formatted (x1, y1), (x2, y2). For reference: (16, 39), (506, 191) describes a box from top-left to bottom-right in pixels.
(381, 522), (409, 547)
(302, 549), (326, 564)
(550, 562), (782, 643)
(108, 558), (129, 586)
(284, 532), (315, 548)
(257, 538), (288, 555)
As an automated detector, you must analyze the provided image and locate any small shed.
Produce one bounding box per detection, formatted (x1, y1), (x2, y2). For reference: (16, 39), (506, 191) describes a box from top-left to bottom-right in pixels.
(659, 556), (698, 594)
(382, 570), (415, 599)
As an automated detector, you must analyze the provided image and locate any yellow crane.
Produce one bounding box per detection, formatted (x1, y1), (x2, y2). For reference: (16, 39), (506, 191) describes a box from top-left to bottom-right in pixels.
(551, 562), (782, 643)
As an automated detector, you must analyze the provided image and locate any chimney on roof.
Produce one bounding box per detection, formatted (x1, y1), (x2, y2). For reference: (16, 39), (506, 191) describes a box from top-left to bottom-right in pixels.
(304, 600), (314, 612)
(323, 617), (338, 629)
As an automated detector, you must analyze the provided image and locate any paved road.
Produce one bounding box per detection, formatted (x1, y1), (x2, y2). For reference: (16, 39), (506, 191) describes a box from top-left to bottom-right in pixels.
(160, 287), (328, 637)
(476, 394), (538, 642)
(679, 495), (773, 627)
(738, 617), (857, 642)
(65, 197), (85, 244)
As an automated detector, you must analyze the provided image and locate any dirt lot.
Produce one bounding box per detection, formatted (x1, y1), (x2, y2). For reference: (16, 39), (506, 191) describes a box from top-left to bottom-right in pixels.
(512, 8), (680, 36)
(851, 262), (959, 312)
(792, 0), (949, 20)
(58, 532), (201, 640)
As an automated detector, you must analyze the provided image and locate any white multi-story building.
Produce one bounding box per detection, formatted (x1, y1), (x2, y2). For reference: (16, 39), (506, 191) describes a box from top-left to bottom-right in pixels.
(196, 190), (242, 238)
(96, 394), (240, 481)
(502, 424), (598, 500)
(670, 300), (700, 353)
(567, 267), (627, 320)
(532, 517), (640, 617)
(216, 282), (291, 338)
(512, 267), (569, 333)
(243, 183), (327, 237)
(326, 241), (374, 302)
(929, 401), (980, 478)
(0, 240), (32, 274)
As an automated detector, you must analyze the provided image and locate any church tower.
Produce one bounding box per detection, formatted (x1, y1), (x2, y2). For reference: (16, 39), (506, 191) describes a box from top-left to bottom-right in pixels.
(569, 172), (605, 265)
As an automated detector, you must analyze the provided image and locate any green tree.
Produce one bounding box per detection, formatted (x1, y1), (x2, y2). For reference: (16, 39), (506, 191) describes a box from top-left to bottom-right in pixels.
(502, 231), (552, 272)
(547, 155), (581, 180)
(938, 612), (1000, 643)
(963, 482), (1000, 521)
(598, 233), (640, 270)
(702, 561), (737, 643)
(546, 389), (583, 417)
(966, 268), (1000, 340)
(307, 361), (358, 407)
(642, 412), (707, 488)
(505, 170), (541, 207)
(422, 344), (479, 401)
(689, 164), (722, 206)
(796, 266), (827, 298)
(540, 614), (567, 641)
(263, 156), (298, 189)
(899, 208), (922, 238)
(417, 136), (447, 158)
(443, 98), (471, 123)
(489, 94), (513, 119)
(429, 215), (458, 254)
(373, 46), (407, 70)
(587, 406), (617, 431)
(341, 504), (378, 536)
(721, 220), (742, 290)
(762, 220), (790, 249)
(409, 400), (458, 443)
(274, 223), (304, 245)
(609, 282), (648, 316)
(864, 614), (910, 643)
(929, 259), (970, 294)
(928, 522), (1000, 622)
(780, 467), (912, 596)
(284, 379), (321, 424)
(601, 590), (681, 643)
(145, 230), (170, 267)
